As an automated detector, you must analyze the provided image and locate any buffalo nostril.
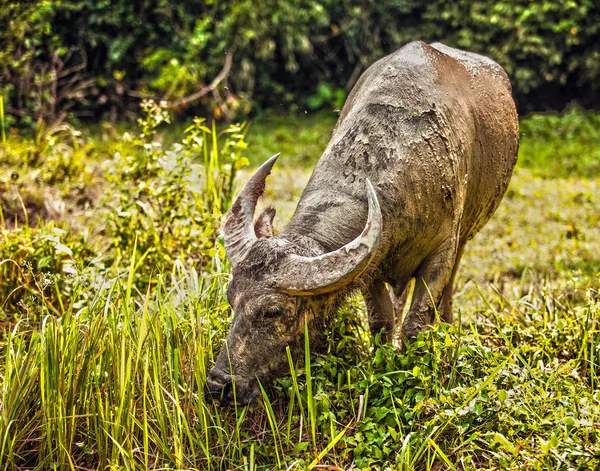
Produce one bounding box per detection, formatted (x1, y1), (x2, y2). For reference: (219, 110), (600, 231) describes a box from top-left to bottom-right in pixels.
(205, 369), (260, 405)
(205, 371), (233, 403)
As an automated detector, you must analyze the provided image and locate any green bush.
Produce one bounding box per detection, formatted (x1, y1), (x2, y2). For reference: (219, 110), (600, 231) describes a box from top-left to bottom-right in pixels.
(0, 100), (249, 315)
(1, 0), (599, 124)
(100, 100), (248, 284)
(0, 221), (97, 319)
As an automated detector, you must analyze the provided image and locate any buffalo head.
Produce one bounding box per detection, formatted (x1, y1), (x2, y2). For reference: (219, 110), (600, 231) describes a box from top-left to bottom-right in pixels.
(205, 154), (381, 404)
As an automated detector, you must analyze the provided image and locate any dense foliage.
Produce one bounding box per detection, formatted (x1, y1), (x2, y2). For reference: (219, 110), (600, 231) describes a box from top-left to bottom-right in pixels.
(0, 100), (248, 316)
(2, 0), (599, 126)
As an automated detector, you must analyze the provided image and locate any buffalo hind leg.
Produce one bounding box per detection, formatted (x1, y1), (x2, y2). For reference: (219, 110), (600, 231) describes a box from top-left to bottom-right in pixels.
(392, 283), (410, 322)
(364, 280), (396, 344)
(401, 237), (458, 342)
(439, 244), (465, 324)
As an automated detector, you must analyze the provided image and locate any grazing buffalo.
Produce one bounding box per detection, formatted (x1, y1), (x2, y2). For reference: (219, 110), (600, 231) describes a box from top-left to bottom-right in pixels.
(206, 41), (519, 404)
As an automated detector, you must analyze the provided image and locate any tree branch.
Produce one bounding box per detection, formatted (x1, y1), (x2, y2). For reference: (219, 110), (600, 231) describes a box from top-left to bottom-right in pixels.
(170, 50), (234, 109)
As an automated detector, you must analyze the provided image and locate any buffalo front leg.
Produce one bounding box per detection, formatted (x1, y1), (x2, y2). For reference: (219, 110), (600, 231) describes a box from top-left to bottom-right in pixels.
(401, 238), (458, 341)
(364, 280), (396, 344)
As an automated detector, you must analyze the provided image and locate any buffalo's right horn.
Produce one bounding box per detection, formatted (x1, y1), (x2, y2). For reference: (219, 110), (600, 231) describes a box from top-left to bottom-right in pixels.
(224, 153), (280, 268)
(272, 179), (382, 295)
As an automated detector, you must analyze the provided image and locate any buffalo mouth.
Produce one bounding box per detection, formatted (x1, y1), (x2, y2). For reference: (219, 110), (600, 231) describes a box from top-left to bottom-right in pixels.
(204, 368), (260, 405)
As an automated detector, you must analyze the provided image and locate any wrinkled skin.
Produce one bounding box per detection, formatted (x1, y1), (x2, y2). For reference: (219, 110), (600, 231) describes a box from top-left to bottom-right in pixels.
(206, 41), (519, 404)
(205, 237), (341, 403)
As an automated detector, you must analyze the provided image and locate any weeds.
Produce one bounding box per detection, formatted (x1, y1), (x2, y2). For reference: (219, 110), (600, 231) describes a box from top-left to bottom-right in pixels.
(101, 100), (249, 285)
(0, 265), (597, 469)
(0, 107), (599, 469)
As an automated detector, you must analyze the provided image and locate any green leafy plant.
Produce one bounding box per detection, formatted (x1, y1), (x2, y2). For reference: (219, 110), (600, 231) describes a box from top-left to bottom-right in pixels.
(101, 100), (249, 283)
(0, 221), (97, 319)
(306, 83), (346, 111)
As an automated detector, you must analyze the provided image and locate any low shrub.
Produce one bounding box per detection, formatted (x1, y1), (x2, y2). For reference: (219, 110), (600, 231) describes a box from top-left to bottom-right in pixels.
(100, 100), (249, 284)
(1, 100), (250, 315)
(0, 221), (97, 320)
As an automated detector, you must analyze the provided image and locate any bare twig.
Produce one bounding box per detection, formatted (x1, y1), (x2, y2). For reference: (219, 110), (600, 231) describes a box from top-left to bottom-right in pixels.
(346, 60), (366, 92)
(211, 87), (231, 120)
(170, 50), (234, 108)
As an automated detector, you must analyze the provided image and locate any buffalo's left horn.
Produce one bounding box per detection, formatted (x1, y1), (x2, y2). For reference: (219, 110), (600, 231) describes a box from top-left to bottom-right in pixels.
(224, 153), (280, 268)
(273, 179), (382, 295)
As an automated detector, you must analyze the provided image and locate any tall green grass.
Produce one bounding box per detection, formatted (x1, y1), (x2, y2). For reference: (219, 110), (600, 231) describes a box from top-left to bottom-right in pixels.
(1, 106), (599, 469)
(0, 96), (6, 144)
(1, 253), (229, 469)
(1, 260), (598, 469)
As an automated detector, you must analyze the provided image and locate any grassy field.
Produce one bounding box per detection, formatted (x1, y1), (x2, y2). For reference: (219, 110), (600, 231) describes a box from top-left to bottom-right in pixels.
(0, 104), (599, 470)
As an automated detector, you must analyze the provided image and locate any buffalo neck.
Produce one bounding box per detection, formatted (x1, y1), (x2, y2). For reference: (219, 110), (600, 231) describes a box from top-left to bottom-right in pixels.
(281, 187), (367, 254)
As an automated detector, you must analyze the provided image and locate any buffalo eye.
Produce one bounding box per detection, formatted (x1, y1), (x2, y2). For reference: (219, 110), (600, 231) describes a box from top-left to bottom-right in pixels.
(263, 307), (284, 319)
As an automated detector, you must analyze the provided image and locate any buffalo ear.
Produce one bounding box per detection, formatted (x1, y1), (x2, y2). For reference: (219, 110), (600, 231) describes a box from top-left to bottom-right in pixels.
(254, 207), (276, 238)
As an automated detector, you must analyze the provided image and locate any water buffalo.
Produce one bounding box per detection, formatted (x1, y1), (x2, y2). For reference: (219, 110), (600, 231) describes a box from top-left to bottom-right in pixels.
(206, 41), (519, 404)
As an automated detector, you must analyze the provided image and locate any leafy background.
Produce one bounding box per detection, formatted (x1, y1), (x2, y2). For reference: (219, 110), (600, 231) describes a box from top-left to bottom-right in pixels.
(2, 0), (600, 126)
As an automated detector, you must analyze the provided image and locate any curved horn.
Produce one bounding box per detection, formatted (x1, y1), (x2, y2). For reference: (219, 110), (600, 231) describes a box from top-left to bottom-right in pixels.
(224, 153), (280, 267)
(274, 179), (382, 295)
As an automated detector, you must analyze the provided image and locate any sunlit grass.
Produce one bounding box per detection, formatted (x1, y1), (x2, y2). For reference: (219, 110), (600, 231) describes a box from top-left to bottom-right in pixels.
(519, 107), (600, 178)
(1, 108), (599, 469)
(1, 260), (597, 468)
